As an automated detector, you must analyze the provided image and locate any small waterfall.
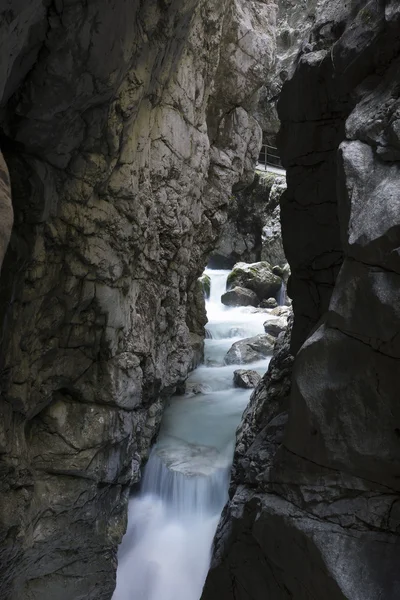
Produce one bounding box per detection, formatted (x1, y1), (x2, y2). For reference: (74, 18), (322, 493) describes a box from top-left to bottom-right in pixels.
(113, 449), (231, 600)
(113, 268), (272, 600)
(278, 281), (286, 306)
(207, 268), (229, 305)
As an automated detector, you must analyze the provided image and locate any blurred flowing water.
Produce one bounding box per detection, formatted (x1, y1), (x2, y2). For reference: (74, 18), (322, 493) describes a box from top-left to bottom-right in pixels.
(113, 269), (270, 600)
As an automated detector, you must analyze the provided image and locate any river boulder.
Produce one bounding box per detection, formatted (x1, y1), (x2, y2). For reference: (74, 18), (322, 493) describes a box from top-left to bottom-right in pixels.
(271, 305), (292, 318)
(233, 369), (261, 389)
(263, 316), (288, 338)
(227, 261), (282, 300)
(259, 297), (278, 309)
(225, 333), (275, 365)
(221, 286), (259, 307)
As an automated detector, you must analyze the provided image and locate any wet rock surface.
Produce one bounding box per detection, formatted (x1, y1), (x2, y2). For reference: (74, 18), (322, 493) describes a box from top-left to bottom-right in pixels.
(221, 286), (259, 308)
(203, 2), (400, 599)
(263, 315), (287, 337)
(224, 333), (275, 365)
(0, 0), (275, 597)
(259, 297), (277, 309)
(227, 261), (282, 301)
(233, 369), (261, 389)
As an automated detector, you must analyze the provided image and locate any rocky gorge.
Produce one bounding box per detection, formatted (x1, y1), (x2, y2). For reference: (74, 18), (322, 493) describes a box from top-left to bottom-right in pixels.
(0, 0), (400, 599)
(0, 1), (275, 598)
(203, 1), (400, 599)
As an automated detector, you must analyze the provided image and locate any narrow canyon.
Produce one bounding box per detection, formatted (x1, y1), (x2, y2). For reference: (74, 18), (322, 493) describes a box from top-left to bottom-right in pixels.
(0, 1), (399, 599)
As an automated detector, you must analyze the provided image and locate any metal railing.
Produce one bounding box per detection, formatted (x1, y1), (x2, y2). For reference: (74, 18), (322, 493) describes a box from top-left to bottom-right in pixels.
(257, 144), (283, 170)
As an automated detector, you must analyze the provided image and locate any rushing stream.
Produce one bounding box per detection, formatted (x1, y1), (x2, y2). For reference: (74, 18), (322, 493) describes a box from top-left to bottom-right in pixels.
(113, 269), (271, 600)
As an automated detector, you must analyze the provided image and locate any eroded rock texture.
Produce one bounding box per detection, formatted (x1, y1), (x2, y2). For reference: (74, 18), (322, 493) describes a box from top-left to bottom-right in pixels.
(203, 2), (400, 599)
(210, 172), (286, 268)
(255, 0), (317, 143)
(0, 1), (275, 598)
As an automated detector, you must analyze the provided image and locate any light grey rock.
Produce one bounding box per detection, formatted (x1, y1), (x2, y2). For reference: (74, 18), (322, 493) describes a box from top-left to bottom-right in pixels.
(221, 286), (259, 308)
(270, 305), (291, 317)
(227, 261), (282, 301)
(224, 334), (275, 365)
(233, 369), (261, 389)
(263, 316), (287, 338)
(261, 179), (287, 267)
(255, 0), (318, 143)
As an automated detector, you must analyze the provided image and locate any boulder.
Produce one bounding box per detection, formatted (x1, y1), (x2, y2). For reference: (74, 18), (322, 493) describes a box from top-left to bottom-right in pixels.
(227, 261), (282, 300)
(233, 369), (262, 389)
(271, 306), (291, 318)
(263, 316), (287, 338)
(259, 297), (278, 309)
(224, 334), (275, 365)
(221, 286), (259, 307)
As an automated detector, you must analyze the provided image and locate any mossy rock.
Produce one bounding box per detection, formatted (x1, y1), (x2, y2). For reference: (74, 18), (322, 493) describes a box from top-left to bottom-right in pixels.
(199, 273), (211, 299)
(227, 261), (282, 300)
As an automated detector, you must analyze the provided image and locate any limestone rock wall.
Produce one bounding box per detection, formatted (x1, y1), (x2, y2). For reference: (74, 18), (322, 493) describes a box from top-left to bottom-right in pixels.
(255, 0), (317, 143)
(210, 172), (286, 268)
(0, 1), (275, 598)
(203, 2), (400, 599)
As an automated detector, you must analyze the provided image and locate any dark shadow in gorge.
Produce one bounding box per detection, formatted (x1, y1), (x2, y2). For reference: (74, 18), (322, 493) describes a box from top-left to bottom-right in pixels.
(202, 2), (400, 599)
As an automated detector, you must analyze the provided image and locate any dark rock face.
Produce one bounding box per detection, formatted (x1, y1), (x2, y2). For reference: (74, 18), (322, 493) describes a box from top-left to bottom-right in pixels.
(233, 369), (261, 389)
(210, 172), (286, 268)
(0, 152), (13, 271)
(224, 334), (275, 365)
(203, 2), (400, 599)
(221, 287), (259, 308)
(0, 1), (275, 598)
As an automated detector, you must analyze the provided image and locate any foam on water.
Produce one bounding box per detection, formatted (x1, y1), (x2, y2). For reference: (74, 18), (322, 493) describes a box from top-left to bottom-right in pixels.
(113, 268), (272, 600)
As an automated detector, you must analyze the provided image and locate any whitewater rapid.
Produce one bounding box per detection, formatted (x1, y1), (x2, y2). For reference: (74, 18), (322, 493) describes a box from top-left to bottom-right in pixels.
(113, 269), (271, 600)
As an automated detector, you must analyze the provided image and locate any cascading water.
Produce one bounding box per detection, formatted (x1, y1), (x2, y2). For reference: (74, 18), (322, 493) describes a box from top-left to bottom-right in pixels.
(113, 269), (271, 600)
(277, 281), (286, 306)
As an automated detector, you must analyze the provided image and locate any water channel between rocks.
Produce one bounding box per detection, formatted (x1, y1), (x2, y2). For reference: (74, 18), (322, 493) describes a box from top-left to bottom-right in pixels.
(113, 269), (273, 600)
